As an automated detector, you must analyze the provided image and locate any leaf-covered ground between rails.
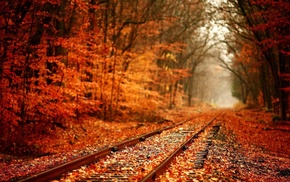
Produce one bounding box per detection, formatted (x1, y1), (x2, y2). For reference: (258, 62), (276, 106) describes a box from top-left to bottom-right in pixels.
(0, 107), (290, 181)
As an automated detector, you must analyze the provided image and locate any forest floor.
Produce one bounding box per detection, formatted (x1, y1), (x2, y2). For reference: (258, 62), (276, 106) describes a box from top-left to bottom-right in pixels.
(0, 105), (290, 181)
(193, 107), (290, 182)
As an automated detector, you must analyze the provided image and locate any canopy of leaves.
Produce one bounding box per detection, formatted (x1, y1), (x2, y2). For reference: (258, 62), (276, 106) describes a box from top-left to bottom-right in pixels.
(0, 0), (209, 154)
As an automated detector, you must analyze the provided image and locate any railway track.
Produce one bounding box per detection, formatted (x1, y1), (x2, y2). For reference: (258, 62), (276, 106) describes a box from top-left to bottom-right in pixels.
(19, 112), (222, 182)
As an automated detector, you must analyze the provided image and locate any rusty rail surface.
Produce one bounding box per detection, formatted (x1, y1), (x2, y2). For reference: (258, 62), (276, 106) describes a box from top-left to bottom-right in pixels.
(141, 113), (222, 182)
(18, 116), (200, 182)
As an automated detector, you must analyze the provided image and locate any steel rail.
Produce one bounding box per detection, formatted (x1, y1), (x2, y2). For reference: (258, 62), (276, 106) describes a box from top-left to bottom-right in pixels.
(18, 115), (201, 182)
(140, 112), (222, 182)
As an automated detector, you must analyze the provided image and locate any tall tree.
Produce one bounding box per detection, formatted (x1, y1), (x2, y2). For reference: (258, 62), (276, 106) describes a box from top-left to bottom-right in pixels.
(234, 0), (290, 119)
(210, 0), (288, 117)
(0, 0), (213, 154)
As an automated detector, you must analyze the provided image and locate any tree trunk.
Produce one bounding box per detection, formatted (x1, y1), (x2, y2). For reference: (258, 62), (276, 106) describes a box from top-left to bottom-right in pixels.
(278, 51), (288, 120)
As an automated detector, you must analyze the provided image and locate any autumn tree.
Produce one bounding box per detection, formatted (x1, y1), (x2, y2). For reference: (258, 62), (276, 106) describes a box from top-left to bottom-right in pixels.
(228, 0), (290, 119)
(218, 42), (265, 105)
(0, 0), (216, 154)
(151, 0), (210, 107)
(206, 0), (286, 116)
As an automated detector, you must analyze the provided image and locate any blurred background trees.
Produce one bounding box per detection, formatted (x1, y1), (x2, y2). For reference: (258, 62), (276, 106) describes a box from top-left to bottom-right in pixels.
(213, 0), (289, 119)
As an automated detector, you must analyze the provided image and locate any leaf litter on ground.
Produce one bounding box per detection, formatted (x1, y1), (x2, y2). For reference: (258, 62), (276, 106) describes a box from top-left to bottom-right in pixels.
(0, 107), (290, 181)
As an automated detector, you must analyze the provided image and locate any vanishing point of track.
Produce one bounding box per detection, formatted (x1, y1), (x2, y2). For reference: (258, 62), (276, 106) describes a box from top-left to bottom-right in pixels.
(19, 112), (223, 182)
